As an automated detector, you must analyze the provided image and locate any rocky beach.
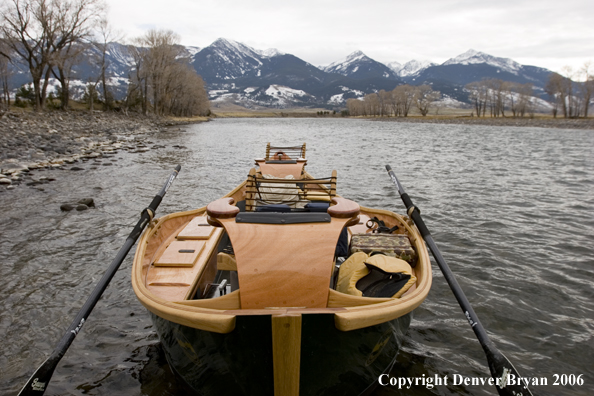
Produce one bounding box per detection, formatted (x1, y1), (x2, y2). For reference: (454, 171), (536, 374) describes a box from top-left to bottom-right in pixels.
(0, 110), (198, 195)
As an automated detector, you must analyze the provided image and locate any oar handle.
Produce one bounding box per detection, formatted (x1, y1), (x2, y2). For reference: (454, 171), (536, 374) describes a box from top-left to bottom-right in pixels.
(19, 165), (182, 396)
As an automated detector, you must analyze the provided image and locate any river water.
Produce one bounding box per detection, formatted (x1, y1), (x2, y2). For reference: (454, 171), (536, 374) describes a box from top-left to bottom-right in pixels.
(1, 118), (593, 395)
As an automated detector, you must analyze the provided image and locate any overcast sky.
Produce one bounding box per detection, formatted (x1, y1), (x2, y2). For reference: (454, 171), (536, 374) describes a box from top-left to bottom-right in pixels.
(105, 0), (593, 75)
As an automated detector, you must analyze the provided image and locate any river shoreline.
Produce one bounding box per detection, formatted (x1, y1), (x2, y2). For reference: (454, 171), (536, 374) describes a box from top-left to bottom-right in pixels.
(367, 115), (594, 130)
(0, 109), (207, 190)
(214, 109), (594, 129)
(2, 109), (592, 191)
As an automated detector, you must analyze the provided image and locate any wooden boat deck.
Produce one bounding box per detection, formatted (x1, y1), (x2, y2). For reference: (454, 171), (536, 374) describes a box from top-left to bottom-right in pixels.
(143, 210), (419, 305)
(146, 215), (223, 301)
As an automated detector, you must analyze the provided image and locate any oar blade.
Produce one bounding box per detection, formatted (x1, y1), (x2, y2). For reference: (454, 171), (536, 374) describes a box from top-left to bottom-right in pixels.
(487, 346), (534, 396)
(18, 356), (57, 396)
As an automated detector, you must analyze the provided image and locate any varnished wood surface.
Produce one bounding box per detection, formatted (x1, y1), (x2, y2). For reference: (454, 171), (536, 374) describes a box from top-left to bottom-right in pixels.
(218, 216), (354, 309)
(206, 197), (239, 218)
(177, 216), (215, 239)
(145, 213), (224, 301)
(256, 160), (306, 178)
(328, 197), (360, 218)
(272, 314), (302, 396)
(175, 290), (241, 310)
(154, 240), (206, 267)
(132, 176), (432, 334)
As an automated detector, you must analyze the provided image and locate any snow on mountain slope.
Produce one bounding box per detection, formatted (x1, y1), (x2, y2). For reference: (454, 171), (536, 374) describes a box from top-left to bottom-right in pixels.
(185, 46), (202, 57)
(321, 50), (399, 80)
(258, 48), (284, 58)
(397, 60), (437, 77)
(211, 38), (263, 65)
(104, 42), (135, 69)
(386, 61), (402, 73)
(323, 51), (368, 75)
(443, 49), (522, 74)
(265, 85), (309, 99)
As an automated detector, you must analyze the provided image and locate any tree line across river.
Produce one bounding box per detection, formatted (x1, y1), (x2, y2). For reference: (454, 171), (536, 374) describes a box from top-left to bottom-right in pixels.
(346, 71), (593, 119)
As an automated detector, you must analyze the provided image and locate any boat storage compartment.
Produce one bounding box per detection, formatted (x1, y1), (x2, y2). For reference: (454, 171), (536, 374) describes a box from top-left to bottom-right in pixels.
(350, 234), (418, 267)
(154, 240), (206, 267)
(146, 215), (223, 301)
(176, 217), (216, 240)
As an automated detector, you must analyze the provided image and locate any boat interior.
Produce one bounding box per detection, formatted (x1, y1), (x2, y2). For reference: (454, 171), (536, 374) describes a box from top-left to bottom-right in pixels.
(136, 143), (431, 328)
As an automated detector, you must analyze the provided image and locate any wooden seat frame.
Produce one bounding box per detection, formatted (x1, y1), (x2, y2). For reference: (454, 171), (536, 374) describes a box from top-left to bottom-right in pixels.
(245, 168), (337, 212)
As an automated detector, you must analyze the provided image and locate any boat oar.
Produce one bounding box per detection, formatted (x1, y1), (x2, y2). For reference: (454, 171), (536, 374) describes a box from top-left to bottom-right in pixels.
(18, 165), (182, 396)
(385, 165), (534, 396)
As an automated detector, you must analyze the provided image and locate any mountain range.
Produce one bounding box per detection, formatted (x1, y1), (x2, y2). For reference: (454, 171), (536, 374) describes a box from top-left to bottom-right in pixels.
(10, 38), (555, 109)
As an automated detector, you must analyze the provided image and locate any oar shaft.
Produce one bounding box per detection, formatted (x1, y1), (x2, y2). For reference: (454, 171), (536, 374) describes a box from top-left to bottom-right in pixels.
(386, 165), (493, 347)
(385, 165), (533, 396)
(423, 234), (493, 347)
(19, 165), (181, 396)
(54, 165), (181, 357)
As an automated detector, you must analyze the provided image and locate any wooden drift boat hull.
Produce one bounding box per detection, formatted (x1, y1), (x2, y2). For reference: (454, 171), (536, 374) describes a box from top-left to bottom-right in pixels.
(132, 143), (432, 395)
(151, 311), (412, 396)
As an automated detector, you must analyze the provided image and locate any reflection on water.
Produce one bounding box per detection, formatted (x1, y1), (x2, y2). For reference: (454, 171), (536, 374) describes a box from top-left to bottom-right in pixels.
(1, 119), (593, 395)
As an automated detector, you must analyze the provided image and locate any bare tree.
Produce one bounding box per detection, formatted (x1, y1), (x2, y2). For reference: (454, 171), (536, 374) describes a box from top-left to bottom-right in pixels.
(125, 44), (148, 114)
(484, 79), (506, 117)
(363, 93), (379, 116)
(415, 85), (440, 116)
(135, 30), (181, 116)
(466, 81), (488, 117)
(545, 73), (563, 118)
(378, 90), (391, 116)
(51, 40), (87, 109)
(92, 19), (122, 110)
(516, 83), (533, 117)
(346, 98), (364, 116)
(1, 0), (104, 110)
(129, 29), (209, 117)
(578, 62), (593, 118)
(0, 43), (12, 109)
(546, 71), (575, 118)
(392, 85), (416, 117)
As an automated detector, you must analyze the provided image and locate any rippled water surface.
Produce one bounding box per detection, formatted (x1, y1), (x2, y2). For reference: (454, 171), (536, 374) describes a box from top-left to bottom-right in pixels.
(1, 118), (593, 395)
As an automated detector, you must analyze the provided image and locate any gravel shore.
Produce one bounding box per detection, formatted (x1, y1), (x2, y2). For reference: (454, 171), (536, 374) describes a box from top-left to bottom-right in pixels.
(0, 109), (199, 190)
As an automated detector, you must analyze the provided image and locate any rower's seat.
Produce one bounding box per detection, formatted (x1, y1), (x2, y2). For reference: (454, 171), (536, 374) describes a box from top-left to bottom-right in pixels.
(206, 197), (360, 309)
(245, 168), (337, 212)
(254, 142), (307, 178)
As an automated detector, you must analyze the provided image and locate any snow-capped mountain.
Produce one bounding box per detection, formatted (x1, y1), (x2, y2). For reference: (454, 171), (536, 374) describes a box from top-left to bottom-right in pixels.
(322, 51), (400, 80)
(191, 38), (267, 82)
(192, 42), (401, 107)
(443, 49), (522, 74)
(8, 38), (557, 109)
(393, 60), (437, 77)
(408, 49), (553, 101)
(386, 61), (402, 73)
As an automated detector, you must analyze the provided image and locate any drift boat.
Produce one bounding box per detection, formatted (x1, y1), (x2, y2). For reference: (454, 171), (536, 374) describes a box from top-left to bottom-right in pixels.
(131, 143), (432, 396)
